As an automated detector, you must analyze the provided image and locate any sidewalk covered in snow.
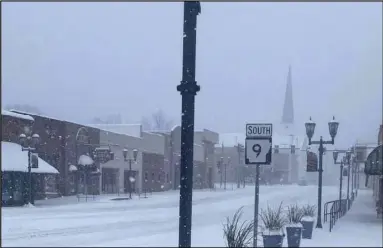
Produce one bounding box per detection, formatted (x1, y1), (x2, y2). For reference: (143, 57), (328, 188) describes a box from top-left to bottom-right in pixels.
(303, 188), (382, 247)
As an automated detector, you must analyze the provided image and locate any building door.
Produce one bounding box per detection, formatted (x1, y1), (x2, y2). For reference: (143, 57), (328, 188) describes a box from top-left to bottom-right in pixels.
(102, 168), (118, 194)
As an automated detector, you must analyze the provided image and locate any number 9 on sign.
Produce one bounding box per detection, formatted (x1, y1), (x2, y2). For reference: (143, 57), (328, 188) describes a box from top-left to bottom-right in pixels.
(252, 144), (261, 157)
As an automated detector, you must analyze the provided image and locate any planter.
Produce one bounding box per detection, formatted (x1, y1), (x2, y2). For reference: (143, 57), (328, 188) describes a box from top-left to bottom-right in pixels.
(301, 217), (314, 239)
(286, 225), (302, 247)
(262, 230), (285, 248)
(262, 234), (284, 248)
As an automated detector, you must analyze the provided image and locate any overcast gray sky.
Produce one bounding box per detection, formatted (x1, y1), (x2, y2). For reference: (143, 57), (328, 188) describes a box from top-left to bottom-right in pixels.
(2, 2), (382, 147)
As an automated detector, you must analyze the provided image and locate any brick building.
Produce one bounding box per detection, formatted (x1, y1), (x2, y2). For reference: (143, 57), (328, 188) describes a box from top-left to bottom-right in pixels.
(9, 111), (101, 196)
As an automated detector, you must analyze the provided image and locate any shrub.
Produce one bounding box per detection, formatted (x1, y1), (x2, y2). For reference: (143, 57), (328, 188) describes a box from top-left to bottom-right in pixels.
(259, 202), (287, 234)
(286, 204), (304, 225)
(223, 207), (254, 247)
(301, 204), (316, 217)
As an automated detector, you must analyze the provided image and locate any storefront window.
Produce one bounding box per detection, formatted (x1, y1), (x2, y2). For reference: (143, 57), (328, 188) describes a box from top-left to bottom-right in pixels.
(2, 173), (12, 203)
(69, 173), (76, 194)
(13, 173), (24, 202)
(44, 175), (58, 194)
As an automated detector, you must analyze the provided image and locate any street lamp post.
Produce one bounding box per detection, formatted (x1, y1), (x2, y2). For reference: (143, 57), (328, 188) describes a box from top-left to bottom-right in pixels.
(219, 157), (223, 188)
(351, 157), (355, 200)
(123, 148), (138, 199)
(19, 127), (40, 205)
(346, 156), (351, 209)
(177, 2), (201, 247)
(243, 165), (247, 188)
(356, 162), (360, 196)
(304, 116), (339, 229)
(143, 171), (148, 198)
(225, 157), (230, 190)
(333, 150), (351, 215)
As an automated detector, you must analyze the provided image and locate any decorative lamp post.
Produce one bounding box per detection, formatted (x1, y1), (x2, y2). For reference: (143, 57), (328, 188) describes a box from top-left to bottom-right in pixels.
(19, 127), (40, 205)
(122, 148), (138, 199)
(345, 150), (352, 209)
(304, 116), (339, 228)
(144, 171), (148, 198)
(333, 150), (349, 215)
(218, 156), (224, 188)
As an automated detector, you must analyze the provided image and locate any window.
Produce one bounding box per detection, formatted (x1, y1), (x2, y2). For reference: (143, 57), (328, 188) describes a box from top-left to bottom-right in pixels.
(158, 174), (161, 181)
(13, 173), (24, 202)
(2, 173), (12, 202)
(166, 173), (169, 183)
(151, 172), (155, 181)
(144, 172), (148, 181)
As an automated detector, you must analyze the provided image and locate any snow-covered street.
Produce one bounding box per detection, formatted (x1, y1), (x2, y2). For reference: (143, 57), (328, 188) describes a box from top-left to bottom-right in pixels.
(2, 184), (345, 247)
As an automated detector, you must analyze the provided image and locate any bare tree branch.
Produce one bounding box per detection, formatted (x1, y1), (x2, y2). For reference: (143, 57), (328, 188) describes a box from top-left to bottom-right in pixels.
(142, 109), (173, 132)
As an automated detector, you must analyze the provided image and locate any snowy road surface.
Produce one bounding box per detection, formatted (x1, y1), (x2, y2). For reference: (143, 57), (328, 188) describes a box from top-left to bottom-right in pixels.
(1, 185), (366, 247)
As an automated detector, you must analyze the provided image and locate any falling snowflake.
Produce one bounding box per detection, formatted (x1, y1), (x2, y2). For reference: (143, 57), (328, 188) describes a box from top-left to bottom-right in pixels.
(129, 177), (135, 183)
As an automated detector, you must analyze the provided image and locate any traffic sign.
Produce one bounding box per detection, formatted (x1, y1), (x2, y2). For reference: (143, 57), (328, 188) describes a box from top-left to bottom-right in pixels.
(246, 123), (272, 138)
(245, 123), (273, 248)
(245, 137), (272, 164)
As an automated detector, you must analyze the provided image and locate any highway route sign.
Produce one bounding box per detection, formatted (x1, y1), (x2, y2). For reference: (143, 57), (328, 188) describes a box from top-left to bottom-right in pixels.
(245, 137), (272, 164)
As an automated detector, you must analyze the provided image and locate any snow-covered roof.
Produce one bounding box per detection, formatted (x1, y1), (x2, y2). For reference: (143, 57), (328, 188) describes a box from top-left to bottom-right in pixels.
(171, 125), (180, 132)
(78, 155), (94, 166)
(7, 110), (96, 129)
(89, 124), (142, 138)
(1, 109), (34, 121)
(1, 142), (59, 174)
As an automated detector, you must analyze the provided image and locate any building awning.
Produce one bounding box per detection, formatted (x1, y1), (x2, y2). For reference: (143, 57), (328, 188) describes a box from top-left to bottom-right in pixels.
(78, 154), (94, 166)
(1, 141), (59, 174)
(364, 144), (382, 176)
(69, 164), (78, 172)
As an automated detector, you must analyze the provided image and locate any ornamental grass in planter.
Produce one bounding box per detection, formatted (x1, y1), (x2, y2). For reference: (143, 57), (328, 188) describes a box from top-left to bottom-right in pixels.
(223, 206), (254, 248)
(300, 204), (316, 239)
(259, 202), (287, 248)
(285, 204), (304, 247)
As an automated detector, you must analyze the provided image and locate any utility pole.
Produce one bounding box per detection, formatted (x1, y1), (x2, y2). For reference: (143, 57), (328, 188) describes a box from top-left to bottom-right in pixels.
(177, 2), (201, 247)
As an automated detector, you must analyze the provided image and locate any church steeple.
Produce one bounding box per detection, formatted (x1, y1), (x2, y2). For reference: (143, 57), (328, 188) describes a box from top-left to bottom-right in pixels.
(282, 65), (294, 125)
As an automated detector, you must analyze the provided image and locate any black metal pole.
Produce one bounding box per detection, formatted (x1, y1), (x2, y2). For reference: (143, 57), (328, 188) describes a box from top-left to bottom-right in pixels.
(224, 163), (227, 190)
(356, 163), (360, 194)
(177, 2), (201, 247)
(316, 137), (324, 229)
(75, 142), (79, 195)
(351, 161), (354, 196)
(353, 161), (357, 196)
(347, 161), (350, 209)
(237, 149), (241, 189)
(253, 165), (260, 248)
(129, 159), (132, 199)
(243, 167), (246, 188)
(243, 170), (246, 188)
(339, 161), (343, 215)
(28, 149), (32, 205)
(144, 179), (147, 198)
(220, 169), (222, 188)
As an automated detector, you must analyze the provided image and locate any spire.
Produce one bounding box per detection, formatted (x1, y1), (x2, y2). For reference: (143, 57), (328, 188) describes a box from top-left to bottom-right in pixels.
(282, 65), (294, 124)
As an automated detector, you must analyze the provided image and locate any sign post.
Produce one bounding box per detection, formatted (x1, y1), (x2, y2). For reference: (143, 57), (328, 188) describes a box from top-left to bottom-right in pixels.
(245, 123), (272, 248)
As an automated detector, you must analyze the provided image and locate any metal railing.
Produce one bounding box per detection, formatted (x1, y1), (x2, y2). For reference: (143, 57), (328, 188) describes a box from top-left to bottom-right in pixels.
(324, 200), (337, 222)
(324, 199), (348, 232)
